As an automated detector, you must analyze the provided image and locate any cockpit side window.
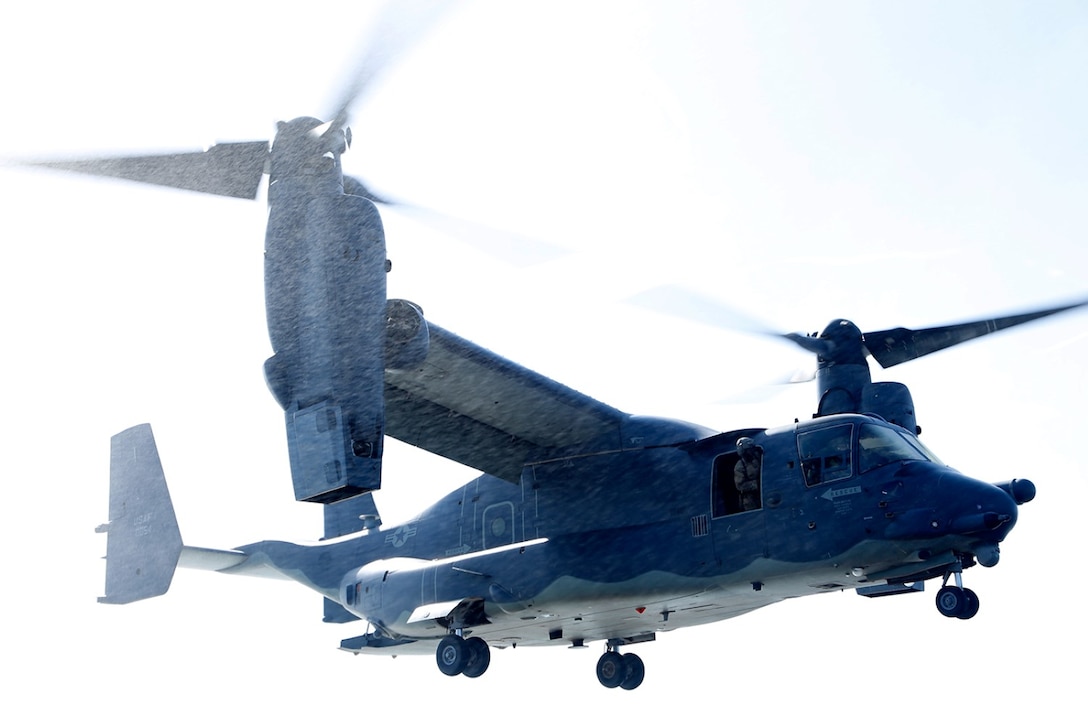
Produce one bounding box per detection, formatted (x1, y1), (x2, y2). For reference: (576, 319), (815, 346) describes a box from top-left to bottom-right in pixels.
(858, 424), (933, 473)
(797, 424), (853, 486)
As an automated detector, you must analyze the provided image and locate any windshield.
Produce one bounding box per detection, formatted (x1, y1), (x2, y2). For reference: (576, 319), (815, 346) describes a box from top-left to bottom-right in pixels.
(858, 424), (941, 473)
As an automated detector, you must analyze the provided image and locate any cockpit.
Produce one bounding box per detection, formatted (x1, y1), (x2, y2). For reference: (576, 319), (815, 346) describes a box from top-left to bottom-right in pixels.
(712, 416), (946, 517)
(798, 418), (942, 487)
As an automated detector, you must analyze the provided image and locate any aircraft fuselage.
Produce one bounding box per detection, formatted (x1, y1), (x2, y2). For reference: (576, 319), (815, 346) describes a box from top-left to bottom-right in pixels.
(239, 413), (1023, 652)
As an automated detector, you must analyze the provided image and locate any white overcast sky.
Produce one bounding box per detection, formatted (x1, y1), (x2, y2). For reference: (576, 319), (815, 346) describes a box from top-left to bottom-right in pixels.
(2, 1), (1086, 721)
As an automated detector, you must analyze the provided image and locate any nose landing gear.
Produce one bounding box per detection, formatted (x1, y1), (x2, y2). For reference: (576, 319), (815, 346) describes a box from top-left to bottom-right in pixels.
(934, 565), (980, 620)
(596, 646), (646, 690)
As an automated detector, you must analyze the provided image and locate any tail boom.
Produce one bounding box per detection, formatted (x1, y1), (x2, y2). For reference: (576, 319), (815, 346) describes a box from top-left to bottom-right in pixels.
(99, 425), (305, 605)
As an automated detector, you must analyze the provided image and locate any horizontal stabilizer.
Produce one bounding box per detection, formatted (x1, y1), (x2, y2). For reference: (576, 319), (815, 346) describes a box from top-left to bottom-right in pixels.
(98, 424), (183, 604)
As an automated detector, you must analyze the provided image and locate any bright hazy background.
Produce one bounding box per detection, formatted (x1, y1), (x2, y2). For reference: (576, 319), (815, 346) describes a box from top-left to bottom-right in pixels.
(2, 2), (1084, 721)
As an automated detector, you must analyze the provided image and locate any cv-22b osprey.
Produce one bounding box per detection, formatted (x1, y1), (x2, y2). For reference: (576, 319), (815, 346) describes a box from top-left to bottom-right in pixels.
(79, 111), (1070, 689)
(30, 15), (1072, 691)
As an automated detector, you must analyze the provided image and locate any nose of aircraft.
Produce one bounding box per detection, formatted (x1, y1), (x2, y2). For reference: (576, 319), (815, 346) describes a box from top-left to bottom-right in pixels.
(945, 473), (1029, 543)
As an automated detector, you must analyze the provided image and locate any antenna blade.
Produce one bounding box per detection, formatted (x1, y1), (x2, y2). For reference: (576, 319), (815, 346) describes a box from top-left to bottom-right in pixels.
(865, 298), (1088, 368)
(25, 140), (269, 199)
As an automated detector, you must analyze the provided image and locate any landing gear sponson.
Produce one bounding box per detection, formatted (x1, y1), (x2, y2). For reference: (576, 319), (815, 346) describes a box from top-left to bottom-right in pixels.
(434, 633), (648, 689)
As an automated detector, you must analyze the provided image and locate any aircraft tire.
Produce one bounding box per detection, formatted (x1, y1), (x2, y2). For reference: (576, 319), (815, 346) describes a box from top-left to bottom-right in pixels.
(462, 637), (491, 678)
(436, 635), (468, 676)
(956, 588), (980, 620)
(619, 653), (645, 690)
(935, 585), (967, 618)
(596, 651), (625, 688)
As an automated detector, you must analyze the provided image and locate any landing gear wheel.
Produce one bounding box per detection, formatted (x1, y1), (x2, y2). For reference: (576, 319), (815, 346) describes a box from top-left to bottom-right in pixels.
(619, 653), (645, 690)
(956, 588), (980, 620)
(462, 637), (491, 678)
(596, 651), (626, 688)
(436, 635), (467, 676)
(936, 585), (967, 618)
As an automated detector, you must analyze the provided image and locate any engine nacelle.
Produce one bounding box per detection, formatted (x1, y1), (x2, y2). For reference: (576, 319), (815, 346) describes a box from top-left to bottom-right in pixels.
(264, 177), (388, 502)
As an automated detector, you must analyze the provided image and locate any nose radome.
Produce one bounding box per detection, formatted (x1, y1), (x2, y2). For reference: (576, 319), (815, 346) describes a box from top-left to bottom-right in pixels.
(947, 477), (1021, 540)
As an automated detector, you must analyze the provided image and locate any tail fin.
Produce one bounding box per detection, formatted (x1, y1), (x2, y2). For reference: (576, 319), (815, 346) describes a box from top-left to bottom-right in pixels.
(97, 424), (183, 604)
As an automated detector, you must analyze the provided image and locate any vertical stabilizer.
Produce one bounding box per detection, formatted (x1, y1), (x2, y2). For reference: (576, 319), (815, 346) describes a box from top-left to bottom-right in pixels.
(97, 424), (183, 604)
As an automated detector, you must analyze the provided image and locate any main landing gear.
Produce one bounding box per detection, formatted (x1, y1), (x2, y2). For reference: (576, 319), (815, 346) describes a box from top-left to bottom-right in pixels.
(436, 633), (491, 678)
(596, 647), (645, 690)
(934, 567), (980, 620)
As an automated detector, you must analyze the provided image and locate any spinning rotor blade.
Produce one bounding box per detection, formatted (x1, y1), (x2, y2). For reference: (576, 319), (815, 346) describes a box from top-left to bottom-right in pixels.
(628, 284), (1087, 374)
(326, 0), (452, 131)
(384, 198), (567, 266)
(341, 174), (564, 265)
(863, 298), (1088, 368)
(627, 285), (781, 337)
(25, 141), (270, 200)
(22, 4), (455, 202)
(628, 284), (830, 353)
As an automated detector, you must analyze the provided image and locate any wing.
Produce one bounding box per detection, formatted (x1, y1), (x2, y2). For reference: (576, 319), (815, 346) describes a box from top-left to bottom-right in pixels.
(384, 320), (629, 483)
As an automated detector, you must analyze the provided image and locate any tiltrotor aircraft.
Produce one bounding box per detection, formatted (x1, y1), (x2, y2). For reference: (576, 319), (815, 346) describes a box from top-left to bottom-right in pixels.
(33, 17), (1081, 691)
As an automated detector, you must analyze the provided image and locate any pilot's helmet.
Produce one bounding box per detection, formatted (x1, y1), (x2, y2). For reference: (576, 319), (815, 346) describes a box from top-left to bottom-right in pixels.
(737, 437), (754, 454)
